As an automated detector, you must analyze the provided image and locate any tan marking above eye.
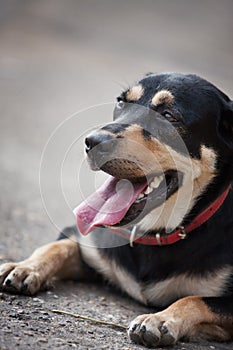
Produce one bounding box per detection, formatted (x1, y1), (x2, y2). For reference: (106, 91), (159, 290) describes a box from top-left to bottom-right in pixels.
(151, 90), (174, 106)
(126, 84), (144, 101)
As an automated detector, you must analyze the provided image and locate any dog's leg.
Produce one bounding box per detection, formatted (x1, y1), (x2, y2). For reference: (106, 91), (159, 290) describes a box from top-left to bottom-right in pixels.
(128, 296), (233, 347)
(0, 233), (90, 295)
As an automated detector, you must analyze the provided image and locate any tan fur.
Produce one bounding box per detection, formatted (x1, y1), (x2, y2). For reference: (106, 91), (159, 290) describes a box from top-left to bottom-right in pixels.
(0, 237), (82, 295)
(126, 84), (144, 101)
(116, 125), (177, 178)
(129, 296), (233, 346)
(138, 144), (216, 232)
(143, 267), (232, 306)
(192, 324), (233, 341)
(115, 124), (217, 231)
(151, 89), (174, 106)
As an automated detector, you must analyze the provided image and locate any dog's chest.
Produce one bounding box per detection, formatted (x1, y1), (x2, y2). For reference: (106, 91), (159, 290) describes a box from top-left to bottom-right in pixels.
(80, 244), (230, 306)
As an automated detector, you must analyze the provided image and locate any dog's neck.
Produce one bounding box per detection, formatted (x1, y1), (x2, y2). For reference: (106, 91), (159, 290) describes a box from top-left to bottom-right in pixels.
(109, 185), (231, 246)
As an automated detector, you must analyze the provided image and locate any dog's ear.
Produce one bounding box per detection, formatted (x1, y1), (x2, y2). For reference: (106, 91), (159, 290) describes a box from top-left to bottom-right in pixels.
(218, 100), (233, 150)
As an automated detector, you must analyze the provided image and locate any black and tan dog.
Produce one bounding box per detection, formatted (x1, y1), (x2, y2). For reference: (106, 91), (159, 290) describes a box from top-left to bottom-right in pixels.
(0, 73), (233, 347)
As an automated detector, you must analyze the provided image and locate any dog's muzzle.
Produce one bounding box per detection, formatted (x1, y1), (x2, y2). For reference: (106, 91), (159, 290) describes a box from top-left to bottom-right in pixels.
(85, 131), (117, 171)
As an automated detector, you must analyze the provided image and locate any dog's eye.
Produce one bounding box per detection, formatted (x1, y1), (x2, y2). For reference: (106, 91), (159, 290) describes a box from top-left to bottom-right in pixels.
(116, 100), (125, 110)
(162, 111), (177, 122)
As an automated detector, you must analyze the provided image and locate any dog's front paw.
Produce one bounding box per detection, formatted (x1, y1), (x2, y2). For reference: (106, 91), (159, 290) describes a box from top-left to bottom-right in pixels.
(0, 261), (45, 295)
(128, 313), (180, 347)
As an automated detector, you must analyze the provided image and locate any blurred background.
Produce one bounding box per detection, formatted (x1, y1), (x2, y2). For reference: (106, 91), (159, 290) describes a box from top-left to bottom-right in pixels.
(0, 0), (233, 260)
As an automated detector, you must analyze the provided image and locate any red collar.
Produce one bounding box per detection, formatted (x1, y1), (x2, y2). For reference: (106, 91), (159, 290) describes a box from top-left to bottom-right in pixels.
(110, 186), (231, 246)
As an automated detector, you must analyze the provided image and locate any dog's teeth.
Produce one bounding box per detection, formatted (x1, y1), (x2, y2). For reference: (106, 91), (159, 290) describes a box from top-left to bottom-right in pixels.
(144, 186), (153, 195)
(151, 175), (163, 189)
(137, 177), (164, 199)
(150, 178), (160, 188)
(159, 175), (164, 182)
(144, 187), (150, 195)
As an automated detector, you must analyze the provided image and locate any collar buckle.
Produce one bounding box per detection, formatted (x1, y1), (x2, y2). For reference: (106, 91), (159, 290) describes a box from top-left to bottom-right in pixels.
(177, 226), (187, 239)
(156, 233), (162, 245)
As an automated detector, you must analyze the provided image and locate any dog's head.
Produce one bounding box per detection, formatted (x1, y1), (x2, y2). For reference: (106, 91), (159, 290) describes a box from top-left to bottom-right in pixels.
(76, 73), (233, 235)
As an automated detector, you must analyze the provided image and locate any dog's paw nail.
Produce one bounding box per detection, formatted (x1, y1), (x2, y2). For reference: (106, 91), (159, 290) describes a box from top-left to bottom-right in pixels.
(140, 325), (146, 333)
(5, 279), (11, 286)
(131, 323), (138, 332)
(22, 283), (28, 291)
(161, 324), (169, 334)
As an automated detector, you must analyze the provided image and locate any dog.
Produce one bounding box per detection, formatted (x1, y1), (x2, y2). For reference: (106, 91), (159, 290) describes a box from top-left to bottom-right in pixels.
(0, 72), (233, 347)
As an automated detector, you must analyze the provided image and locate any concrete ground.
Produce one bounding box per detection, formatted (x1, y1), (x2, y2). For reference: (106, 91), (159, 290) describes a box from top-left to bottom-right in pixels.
(0, 1), (233, 349)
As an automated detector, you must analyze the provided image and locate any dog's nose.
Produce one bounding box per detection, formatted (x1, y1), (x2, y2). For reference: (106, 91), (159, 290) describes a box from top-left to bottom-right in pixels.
(85, 132), (113, 154)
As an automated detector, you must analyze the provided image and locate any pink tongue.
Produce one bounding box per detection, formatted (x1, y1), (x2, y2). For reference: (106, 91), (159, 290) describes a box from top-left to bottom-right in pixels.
(73, 176), (146, 235)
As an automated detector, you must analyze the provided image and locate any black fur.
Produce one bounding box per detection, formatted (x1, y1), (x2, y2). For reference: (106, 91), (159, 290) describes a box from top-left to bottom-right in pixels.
(65, 73), (233, 338)
(71, 73), (233, 298)
(1, 73), (233, 346)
